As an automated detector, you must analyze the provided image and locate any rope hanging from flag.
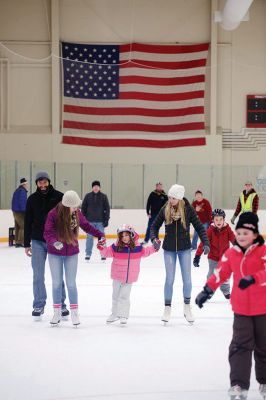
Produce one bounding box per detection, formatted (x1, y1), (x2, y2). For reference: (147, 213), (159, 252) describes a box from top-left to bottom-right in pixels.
(61, 42), (209, 148)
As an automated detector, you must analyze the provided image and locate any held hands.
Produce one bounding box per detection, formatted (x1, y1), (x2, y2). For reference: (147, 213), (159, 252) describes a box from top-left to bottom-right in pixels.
(193, 255), (201, 268)
(54, 241), (63, 250)
(203, 245), (210, 255)
(238, 275), (255, 290)
(195, 285), (214, 308)
(152, 238), (161, 251)
(97, 237), (106, 250)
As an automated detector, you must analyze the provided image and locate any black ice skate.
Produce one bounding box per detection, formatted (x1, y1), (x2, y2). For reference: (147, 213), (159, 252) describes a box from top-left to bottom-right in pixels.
(61, 308), (70, 320)
(32, 307), (44, 320)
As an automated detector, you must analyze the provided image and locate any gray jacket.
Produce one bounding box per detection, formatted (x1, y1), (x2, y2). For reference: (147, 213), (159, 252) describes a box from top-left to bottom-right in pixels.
(81, 191), (110, 226)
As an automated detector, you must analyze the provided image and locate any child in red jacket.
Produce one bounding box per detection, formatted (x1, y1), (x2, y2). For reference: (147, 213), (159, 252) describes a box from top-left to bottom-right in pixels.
(195, 212), (266, 400)
(193, 209), (235, 299)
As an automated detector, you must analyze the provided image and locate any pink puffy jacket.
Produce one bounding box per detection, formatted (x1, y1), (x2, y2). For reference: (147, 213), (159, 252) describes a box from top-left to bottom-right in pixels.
(100, 235), (156, 284)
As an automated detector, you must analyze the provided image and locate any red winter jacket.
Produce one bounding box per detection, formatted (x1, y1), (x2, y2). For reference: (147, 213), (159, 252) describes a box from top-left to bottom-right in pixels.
(207, 243), (266, 316)
(196, 223), (235, 261)
(192, 198), (212, 224)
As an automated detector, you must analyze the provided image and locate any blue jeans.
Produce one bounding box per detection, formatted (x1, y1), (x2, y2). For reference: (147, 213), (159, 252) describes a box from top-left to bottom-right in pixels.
(31, 240), (66, 309)
(191, 222), (209, 250)
(48, 254), (78, 305)
(85, 222), (104, 257)
(163, 249), (192, 305)
(144, 215), (156, 243)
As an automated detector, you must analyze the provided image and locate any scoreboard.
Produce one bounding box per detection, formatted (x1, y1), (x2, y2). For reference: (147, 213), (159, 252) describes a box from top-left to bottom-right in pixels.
(247, 95), (266, 127)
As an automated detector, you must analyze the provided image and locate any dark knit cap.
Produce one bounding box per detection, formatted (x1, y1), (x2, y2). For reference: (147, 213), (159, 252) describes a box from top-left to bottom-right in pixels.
(92, 180), (101, 188)
(35, 171), (51, 184)
(20, 178), (27, 185)
(235, 212), (259, 233)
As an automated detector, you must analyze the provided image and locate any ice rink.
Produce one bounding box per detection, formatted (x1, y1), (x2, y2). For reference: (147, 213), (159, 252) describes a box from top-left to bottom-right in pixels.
(0, 240), (261, 400)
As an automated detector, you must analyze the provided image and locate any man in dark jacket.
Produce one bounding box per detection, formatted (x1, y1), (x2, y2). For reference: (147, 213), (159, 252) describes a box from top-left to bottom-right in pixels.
(143, 182), (168, 244)
(11, 177), (28, 247)
(24, 171), (67, 318)
(82, 180), (110, 261)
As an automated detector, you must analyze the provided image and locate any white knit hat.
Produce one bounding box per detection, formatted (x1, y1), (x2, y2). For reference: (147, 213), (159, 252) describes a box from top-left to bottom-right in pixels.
(62, 191), (81, 208)
(168, 184), (185, 200)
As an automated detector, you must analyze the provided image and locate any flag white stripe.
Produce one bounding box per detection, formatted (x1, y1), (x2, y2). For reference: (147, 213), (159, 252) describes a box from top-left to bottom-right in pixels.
(63, 97), (204, 109)
(120, 50), (208, 62)
(120, 67), (206, 78)
(119, 82), (205, 94)
(63, 128), (205, 141)
(64, 113), (204, 125)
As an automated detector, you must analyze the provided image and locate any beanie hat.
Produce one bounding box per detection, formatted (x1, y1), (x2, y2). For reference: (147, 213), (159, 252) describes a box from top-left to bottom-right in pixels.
(62, 191), (81, 208)
(35, 171), (50, 184)
(168, 184), (185, 200)
(20, 178), (27, 185)
(92, 180), (101, 188)
(235, 212), (259, 233)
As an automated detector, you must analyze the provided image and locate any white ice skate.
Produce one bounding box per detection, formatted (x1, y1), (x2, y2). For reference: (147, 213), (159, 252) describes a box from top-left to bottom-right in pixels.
(183, 303), (195, 324)
(259, 384), (266, 399)
(50, 308), (61, 327)
(120, 317), (127, 325)
(161, 306), (171, 324)
(228, 385), (248, 400)
(71, 309), (80, 327)
(106, 314), (119, 324)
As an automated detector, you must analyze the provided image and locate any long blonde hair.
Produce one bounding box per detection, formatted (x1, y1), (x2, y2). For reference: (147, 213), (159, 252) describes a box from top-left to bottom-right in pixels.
(164, 199), (187, 229)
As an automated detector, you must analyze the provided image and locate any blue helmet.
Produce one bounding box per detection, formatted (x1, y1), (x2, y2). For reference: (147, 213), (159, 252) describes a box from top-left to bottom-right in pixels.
(212, 208), (226, 218)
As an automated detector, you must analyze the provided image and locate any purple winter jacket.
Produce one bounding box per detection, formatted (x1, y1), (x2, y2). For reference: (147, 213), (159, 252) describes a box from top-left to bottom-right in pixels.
(44, 207), (103, 256)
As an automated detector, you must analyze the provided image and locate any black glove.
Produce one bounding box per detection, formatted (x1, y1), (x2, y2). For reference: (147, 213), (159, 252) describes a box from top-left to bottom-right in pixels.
(238, 275), (255, 290)
(195, 285), (214, 308)
(193, 255), (201, 268)
(103, 220), (109, 228)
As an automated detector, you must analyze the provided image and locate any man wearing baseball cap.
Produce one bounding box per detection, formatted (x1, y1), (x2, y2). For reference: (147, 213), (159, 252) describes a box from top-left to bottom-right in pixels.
(24, 171), (68, 318)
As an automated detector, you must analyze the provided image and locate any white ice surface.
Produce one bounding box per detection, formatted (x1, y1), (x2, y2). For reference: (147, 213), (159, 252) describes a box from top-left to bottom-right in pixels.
(0, 240), (260, 400)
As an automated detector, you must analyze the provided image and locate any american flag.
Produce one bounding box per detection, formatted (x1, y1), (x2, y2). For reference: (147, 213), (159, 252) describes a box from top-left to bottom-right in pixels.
(61, 42), (209, 148)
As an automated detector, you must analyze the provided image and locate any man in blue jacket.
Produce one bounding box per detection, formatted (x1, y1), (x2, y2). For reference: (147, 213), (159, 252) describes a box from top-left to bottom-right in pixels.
(11, 178), (28, 247)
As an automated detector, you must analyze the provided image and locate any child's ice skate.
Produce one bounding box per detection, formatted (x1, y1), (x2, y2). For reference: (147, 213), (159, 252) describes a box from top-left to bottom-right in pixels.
(161, 306), (171, 325)
(50, 308), (61, 327)
(71, 308), (80, 328)
(119, 317), (127, 325)
(228, 385), (248, 400)
(183, 303), (195, 324)
(259, 384), (266, 399)
(61, 308), (70, 321)
(106, 314), (119, 324)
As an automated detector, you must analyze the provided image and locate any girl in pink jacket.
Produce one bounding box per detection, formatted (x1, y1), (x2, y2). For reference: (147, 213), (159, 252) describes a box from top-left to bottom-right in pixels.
(97, 224), (160, 325)
(195, 212), (266, 400)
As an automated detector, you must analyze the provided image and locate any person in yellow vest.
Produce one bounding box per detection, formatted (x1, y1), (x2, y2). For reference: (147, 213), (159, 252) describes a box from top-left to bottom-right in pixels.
(231, 181), (259, 224)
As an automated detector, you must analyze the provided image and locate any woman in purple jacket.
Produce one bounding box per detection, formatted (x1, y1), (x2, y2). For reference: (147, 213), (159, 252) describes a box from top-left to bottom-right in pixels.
(44, 190), (105, 327)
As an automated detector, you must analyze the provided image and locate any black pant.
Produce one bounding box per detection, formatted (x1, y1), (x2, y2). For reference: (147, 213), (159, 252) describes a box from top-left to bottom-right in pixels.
(229, 313), (266, 390)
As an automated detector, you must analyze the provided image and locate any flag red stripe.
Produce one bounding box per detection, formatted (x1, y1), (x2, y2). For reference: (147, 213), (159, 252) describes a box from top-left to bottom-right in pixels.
(120, 59), (207, 69)
(119, 91), (204, 101)
(64, 104), (204, 117)
(63, 120), (204, 133)
(62, 135), (206, 148)
(119, 74), (205, 85)
(119, 43), (209, 54)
